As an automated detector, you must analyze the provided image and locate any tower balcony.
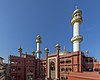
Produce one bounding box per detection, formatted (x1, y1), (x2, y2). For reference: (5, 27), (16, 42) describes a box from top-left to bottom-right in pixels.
(36, 39), (42, 43)
(36, 50), (42, 54)
(71, 35), (83, 43)
(71, 15), (82, 26)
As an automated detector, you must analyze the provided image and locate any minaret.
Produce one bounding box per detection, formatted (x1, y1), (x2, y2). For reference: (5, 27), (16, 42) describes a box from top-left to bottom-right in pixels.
(71, 7), (83, 52)
(32, 50), (35, 56)
(86, 50), (89, 57)
(36, 35), (42, 59)
(18, 47), (22, 57)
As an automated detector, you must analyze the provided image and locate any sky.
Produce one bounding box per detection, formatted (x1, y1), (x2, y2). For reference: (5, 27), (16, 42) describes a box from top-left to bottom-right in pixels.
(0, 0), (100, 63)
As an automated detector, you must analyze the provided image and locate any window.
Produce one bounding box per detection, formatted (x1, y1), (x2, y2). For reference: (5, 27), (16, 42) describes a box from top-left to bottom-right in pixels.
(66, 68), (71, 71)
(50, 62), (55, 71)
(18, 68), (21, 70)
(61, 77), (64, 80)
(89, 59), (93, 62)
(30, 70), (33, 73)
(12, 76), (17, 79)
(11, 68), (16, 71)
(41, 63), (43, 65)
(66, 59), (71, 63)
(44, 63), (46, 65)
(61, 68), (65, 72)
(60, 60), (64, 64)
(11, 61), (17, 64)
(66, 76), (68, 80)
(18, 61), (21, 64)
(18, 75), (20, 78)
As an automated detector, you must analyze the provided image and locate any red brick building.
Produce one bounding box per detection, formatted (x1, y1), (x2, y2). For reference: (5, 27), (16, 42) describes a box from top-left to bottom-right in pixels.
(9, 35), (45, 80)
(9, 7), (100, 80)
(9, 49), (100, 80)
(43, 49), (100, 80)
(9, 51), (45, 80)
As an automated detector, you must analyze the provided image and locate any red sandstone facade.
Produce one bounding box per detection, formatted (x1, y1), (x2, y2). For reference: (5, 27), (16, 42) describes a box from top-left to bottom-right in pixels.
(43, 50), (100, 80)
(9, 7), (100, 80)
(9, 49), (100, 80)
(9, 54), (45, 80)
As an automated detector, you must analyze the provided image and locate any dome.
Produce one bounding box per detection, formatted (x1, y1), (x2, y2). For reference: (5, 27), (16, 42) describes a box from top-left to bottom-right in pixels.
(72, 6), (82, 16)
(59, 47), (70, 56)
(18, 47), (22, 51)
(36, 35), (42, 43)
(36, 35), (41, 39)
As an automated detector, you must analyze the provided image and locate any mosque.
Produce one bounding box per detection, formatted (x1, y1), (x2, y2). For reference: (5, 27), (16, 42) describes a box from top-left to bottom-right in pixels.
(9, 7), (100, 80)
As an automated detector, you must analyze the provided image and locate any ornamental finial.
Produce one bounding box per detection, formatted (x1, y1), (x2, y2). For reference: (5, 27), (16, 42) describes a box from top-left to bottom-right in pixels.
(75, 6), (78, 9)
(86, 50), (89, 56)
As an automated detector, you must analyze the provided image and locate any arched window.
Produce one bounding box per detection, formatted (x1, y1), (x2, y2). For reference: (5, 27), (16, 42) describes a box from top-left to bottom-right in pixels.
(60, 60), (64, 64)
(66, 59), (71, 63)
(61, 77), (64, 80)
(66, 76), (68, 80)
(66, 68), (71, 71)
(50, 62), (55, 71)
(61, 68), (65, 72)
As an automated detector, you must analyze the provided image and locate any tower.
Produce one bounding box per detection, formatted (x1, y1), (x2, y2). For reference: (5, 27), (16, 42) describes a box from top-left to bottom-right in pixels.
(36, 35), (42, 59)
(18, 47), (22, 57)
(71, 7), (83, 52)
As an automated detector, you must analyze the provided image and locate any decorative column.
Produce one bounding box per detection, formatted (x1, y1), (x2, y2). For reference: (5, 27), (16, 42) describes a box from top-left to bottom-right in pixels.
(36, 35), (42, 59)
(55, 44), (60, 80)
(18, 47), (22, 57)
(45, 48), (49, 80)
(71, 7), (83, 52)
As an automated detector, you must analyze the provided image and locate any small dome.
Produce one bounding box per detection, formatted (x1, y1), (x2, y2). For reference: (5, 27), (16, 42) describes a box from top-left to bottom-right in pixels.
(45, 48), (49, 53)
(36, 35), (42, 43)
(32, 50), (35, 53)
(32, 50), (35, 55)
(36, 35), (41, 39)
(60, 48), (70, 54)
(18, 47), (22, 51)
(72, 6), (82, 16)
(55, 43), (60, 50)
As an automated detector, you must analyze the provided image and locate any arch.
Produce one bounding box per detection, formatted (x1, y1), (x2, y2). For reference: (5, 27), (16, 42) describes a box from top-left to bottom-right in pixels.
(49, 61), (55, 80)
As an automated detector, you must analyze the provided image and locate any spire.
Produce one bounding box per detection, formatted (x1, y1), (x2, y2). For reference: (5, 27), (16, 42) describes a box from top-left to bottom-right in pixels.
(75, 6), (78, 9)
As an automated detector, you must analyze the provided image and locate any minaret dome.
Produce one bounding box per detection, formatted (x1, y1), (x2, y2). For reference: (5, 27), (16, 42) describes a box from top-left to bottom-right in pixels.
(71, 6), (82, 26)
